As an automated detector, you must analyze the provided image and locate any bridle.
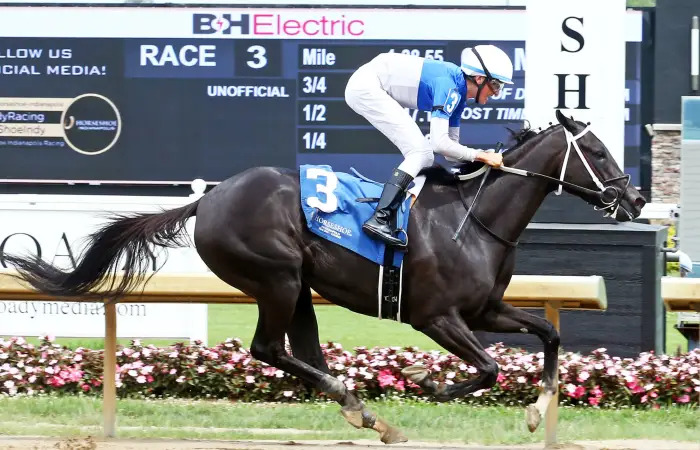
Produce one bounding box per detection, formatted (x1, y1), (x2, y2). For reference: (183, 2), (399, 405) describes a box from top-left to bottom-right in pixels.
(453, 125), (634, 245)
(500, 125), (632, 219)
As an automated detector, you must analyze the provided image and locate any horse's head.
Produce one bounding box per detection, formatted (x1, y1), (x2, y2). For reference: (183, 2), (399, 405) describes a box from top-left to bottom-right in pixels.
(552, 110), (646, 221)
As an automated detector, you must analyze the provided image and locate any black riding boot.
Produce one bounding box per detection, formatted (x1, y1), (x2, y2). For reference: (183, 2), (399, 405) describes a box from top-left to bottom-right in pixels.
(362, 168), (414, 248)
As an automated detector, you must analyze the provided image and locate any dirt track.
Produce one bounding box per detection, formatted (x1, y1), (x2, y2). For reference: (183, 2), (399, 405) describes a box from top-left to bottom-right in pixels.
(0, 437), (698, 450)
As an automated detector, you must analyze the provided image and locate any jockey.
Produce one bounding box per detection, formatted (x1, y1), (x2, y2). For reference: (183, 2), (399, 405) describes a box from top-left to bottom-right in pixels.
(345, 45), (513, 248)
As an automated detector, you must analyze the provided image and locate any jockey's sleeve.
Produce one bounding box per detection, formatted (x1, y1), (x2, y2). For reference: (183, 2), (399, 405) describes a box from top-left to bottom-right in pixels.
(448, 126), (460, 143)
(429, 116), (478, 162)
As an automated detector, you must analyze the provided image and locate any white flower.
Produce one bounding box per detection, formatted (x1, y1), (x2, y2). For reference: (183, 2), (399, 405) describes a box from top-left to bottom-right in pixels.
(578, 371), (590, 381)
(283, 390), (293, 397)
(128, 370), (138, 377)
(517, 376), (527, 384)
(245, 375), (255, 384)
(197, 366), (206, 374)
(446, 371), (456, 379)
(136, 375), (147, 384)
(3, 380), (14, 389)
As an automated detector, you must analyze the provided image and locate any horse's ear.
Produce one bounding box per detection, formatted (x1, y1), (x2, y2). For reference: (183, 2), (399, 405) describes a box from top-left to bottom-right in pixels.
(555, 109), (577, 133)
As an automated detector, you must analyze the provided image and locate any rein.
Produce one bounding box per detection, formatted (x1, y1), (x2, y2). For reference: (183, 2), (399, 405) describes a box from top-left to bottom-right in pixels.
(451, 126), (632, 246)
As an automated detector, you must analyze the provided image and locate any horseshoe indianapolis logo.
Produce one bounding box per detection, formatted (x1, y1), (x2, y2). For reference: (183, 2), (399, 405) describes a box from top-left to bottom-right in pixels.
(61, 93), (121, 155)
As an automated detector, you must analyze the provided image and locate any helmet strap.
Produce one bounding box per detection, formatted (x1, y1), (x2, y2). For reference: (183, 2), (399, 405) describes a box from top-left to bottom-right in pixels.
(474, 79), (488, 105)
(471, 47), (494, 105)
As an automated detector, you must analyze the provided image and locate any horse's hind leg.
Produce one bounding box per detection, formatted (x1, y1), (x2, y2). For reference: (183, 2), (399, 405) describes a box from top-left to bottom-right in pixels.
(248, 279), (406, 444)
(287, 283), (330, 376)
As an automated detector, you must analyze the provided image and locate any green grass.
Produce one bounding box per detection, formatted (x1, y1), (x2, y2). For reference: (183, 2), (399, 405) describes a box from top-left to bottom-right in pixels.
(0, 396), (696, 444)
(7, 303), (690, 355)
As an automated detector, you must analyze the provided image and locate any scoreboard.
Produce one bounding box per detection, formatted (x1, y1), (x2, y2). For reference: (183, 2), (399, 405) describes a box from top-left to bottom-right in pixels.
(0, 6), (645, 186)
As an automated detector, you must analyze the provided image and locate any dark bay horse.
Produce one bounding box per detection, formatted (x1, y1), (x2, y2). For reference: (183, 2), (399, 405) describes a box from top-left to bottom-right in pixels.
(6, 110), (645, 444)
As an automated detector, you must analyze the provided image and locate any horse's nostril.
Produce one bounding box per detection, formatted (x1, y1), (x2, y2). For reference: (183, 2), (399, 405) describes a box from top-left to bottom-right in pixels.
(635, 197), (647, 208)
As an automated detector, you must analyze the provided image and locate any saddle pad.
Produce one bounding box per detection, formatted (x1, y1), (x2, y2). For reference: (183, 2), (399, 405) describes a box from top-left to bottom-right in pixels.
(300, 164), (413, 267)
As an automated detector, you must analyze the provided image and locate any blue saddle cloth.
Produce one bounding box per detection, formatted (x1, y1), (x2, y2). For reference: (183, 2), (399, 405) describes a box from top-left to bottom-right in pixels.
(299, 164), (412, 268)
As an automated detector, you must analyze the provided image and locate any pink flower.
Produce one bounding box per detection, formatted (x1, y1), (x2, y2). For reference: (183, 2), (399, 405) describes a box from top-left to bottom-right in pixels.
(675, 394), (690, 404)
(48, 376), (65, 387)
(588, 396), (601, 406)
(564, 384), (586, 399)
(394, 379), (405, 391)
(590, 385), (603, 398)
(496, 373), (506, 383)
(626, 381), (645, 394)
(377, 369), (396, 388)
(262, 367), (277, 377)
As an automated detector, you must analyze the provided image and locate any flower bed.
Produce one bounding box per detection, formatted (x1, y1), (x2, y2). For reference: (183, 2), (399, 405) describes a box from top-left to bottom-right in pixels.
(1, 336), (697, 408)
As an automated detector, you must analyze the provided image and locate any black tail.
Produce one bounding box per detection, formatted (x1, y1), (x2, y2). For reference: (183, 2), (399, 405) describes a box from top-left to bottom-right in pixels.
(5, 200), (199, 300)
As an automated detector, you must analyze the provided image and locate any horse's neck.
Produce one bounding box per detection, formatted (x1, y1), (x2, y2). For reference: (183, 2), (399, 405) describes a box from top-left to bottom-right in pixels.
(475, 131), (564, 242)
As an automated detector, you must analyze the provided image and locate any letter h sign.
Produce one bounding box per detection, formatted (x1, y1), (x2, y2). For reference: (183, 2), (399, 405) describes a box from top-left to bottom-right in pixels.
(555, 16), (589, 110)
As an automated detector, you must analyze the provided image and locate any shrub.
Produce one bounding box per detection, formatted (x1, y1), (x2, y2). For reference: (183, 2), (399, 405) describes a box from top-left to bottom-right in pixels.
(0, 336), (697, 408)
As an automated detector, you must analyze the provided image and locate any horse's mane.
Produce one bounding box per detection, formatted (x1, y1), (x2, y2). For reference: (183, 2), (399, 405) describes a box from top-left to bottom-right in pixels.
(418, 121), (556, 185)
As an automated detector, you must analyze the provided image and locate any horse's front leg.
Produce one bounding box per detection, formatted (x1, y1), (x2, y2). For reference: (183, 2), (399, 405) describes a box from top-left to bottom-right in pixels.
(475, 302), (560, 433)
(402, 313), (500, 402)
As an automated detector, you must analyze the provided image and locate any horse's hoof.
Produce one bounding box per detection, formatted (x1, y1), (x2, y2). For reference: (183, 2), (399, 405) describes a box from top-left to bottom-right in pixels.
(340, 408), (364, 429)
(401, 365), (429, 384)
(380, 426), (408, 445)
(525, 404), (541, 432)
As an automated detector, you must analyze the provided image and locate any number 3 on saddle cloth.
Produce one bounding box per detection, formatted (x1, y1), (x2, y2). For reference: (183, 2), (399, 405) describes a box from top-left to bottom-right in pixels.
(299, 164), (426, 321)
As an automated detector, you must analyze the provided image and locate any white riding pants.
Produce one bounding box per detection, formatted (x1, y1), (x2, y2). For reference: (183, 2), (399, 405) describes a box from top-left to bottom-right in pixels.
(344, 61), (433, 178)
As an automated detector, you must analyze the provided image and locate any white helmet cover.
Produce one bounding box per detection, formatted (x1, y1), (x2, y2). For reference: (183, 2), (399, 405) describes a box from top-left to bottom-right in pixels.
(461, 45), (514, 84)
